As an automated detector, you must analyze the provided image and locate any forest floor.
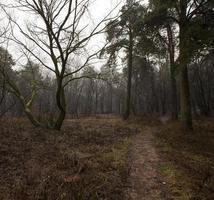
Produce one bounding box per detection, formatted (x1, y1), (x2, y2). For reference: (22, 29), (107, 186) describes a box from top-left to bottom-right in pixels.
(0, 116), (214, 200)
(154, 118), (214, 200)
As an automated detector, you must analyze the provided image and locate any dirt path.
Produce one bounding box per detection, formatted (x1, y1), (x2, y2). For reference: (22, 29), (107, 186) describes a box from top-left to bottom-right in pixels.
(125, 127), (169, 200)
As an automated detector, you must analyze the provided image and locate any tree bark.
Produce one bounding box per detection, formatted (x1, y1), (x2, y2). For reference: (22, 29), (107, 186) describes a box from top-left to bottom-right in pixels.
(6, 76), (42, 128)
(24, 107), (41, 127)
(124, 28), (133, 120)
(54, 78), (66, 130)
(166, 24), (178, 120)
(179, 29), (193, 130)
(179, 1), (193, 130)
(180, 63), (192, 130)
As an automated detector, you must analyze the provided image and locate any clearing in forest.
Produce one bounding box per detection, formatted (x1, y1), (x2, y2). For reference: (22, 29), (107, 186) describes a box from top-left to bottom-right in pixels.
(0, 117), (138, 200)
(1, 117), (213, 200)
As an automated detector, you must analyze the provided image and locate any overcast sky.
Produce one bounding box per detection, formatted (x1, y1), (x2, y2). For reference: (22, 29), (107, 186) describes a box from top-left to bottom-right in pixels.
(1, 0), (147, 73)
(0, 0), (126, 71)
(86, 0), (125, 64)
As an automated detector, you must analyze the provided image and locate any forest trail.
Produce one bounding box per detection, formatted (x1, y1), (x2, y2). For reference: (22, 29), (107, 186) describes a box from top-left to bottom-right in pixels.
(125, 127), (169, 200)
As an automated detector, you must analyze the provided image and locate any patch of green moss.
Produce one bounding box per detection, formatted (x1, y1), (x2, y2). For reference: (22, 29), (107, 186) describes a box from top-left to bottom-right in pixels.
(189, 153), (208, 163)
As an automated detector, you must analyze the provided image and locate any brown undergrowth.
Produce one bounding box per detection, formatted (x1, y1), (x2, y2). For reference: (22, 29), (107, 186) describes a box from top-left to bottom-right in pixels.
(0, 116), (139, 200)
(154, 118), (214, 200)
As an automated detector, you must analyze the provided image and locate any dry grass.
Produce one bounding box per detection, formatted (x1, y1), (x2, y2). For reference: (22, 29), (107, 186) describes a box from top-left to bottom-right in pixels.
(0, 117), (139, 200)
(155, 118), (214, 200)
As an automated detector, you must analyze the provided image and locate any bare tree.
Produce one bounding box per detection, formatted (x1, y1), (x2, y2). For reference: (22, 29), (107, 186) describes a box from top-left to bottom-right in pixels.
(5, 0), (118, 130)
(0, 4), (10, 114)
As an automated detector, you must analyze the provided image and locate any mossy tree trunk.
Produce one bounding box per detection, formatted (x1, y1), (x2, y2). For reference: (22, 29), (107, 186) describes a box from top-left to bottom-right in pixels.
(9, 80), (42, 128)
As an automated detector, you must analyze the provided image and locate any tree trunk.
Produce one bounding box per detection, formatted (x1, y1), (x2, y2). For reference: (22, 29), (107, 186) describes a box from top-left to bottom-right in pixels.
(124, 28), (133, 120)
(54, 79), (66, 130)
(170, 71), (178, 119)
(19, 94), (42, 128)
(180, 63), (192, 130)
(196, 66), (210, 116)
(166, 24), (178, 120)
(179, 1), (193, 130)
(24, 107), (42, 127)
(179, 30), (193, 129)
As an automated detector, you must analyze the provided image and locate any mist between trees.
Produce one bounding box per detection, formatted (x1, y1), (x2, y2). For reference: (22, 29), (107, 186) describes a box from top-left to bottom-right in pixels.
(0, 0), (214, 130)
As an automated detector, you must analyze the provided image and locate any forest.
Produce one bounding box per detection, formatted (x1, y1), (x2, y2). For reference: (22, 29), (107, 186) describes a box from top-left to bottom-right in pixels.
(0, 0), (214, 199)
